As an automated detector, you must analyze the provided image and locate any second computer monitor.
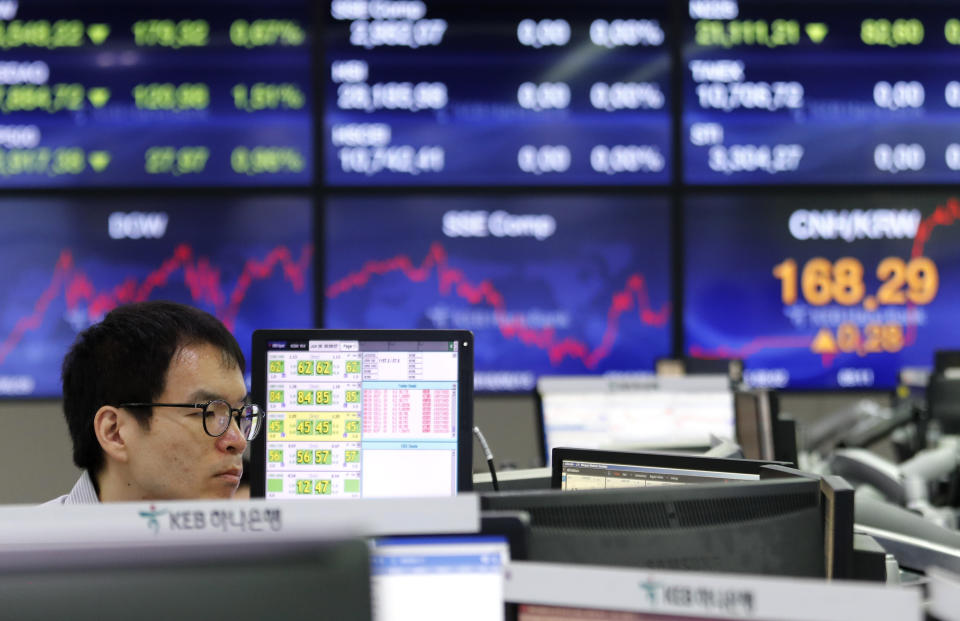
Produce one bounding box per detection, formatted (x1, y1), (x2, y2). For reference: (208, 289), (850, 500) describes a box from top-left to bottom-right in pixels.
(537, 375), (735, 464)
(482, 476), (825, 578)
(551, 448), (777, 491)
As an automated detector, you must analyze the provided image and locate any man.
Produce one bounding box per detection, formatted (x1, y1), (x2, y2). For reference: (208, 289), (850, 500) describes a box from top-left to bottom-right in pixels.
(47, 301), (261, 504)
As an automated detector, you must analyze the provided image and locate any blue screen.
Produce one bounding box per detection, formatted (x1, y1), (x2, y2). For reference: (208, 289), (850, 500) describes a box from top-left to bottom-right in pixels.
(325, 0), (671, 186)
(684, 0), (960, 184)
(0, 0), (310, 187)
(0, 196), (313, 397)
(324, 195), (672, 391)
(684, 192), (960, 389)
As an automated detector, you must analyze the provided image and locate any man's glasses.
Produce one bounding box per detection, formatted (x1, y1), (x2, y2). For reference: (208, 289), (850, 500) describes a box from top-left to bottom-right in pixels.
(118, 400), (263, 440)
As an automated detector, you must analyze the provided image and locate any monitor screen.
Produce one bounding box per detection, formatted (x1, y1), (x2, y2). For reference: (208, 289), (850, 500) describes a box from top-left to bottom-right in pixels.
(684, 192), (960, 389)
(0, 538), (372, 620)
(683, 0), (958, 184)
(0, 0), (311, 187)
(482, 477), (825, 577)
(249, 329), (474, 498)
(552, 448), (768, 492)
(538, 377), (734, 460)
(370, 535), (509, 621)
(324, 194), (672, 392)
(558, 459), (758, 491)
(0, 195), (313, 398)
(324, 0), (670, 186)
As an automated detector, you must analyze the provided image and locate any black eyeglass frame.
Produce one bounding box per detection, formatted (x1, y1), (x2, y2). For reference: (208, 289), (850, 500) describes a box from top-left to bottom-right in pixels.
(118, 400), (263, 440)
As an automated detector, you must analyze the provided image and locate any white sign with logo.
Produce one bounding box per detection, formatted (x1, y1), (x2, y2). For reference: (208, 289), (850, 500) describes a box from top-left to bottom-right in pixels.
(0, 494), (479, 552)
(505, 561), (921, 621)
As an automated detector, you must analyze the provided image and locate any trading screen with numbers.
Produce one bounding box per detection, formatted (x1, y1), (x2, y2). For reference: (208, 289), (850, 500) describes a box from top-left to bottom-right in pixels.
(325, 0), (671, 185)
(685, 0), (960, 184)
(684, 193), (960, 390)
(5, 0), (960, 398)
(0, 0), (310, 187)
(263, 340), (460, 499)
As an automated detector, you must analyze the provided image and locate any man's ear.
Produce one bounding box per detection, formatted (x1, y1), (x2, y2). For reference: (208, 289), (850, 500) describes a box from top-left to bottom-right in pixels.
(93, 406), (132, 464)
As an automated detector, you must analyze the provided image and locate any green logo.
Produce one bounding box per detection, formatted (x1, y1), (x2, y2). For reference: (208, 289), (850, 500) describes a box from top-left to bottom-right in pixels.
(139, 504), (168, 535)
(639, 579), (661, 605)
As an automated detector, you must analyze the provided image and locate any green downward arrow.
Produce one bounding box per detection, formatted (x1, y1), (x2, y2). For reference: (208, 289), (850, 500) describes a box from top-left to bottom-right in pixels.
(87, 87), (111, 108)
(88, 151), (111, 172)
(87, 23), (110, 45)
(805, 23), (828, 44)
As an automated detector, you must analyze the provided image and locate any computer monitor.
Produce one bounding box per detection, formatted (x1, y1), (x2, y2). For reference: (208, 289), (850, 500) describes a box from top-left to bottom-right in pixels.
(249, 329), (474, 498)
(735, 390), (798, 465)
(482, 477), (825, 578)
(685, 357), (744, 383)
(537, 375), (735, 464)
(551, 448), (778, 491)
(760, 465), (855, 580)
(370, 534), (511, 621)
(927, 371), (960, 434)
(505, 561), (921, 621)
(734, 390), (775, 461)
(0, 538), (372, 621)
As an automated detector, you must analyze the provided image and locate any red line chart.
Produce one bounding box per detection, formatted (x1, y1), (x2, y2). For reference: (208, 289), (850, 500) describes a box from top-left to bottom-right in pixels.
(0, 243), (313, 366)
(689, 197), (960, 364)
(326, 241), (671, 369)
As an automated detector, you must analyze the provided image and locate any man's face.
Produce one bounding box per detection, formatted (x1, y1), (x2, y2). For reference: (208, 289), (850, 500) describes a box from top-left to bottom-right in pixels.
(123, 342), (248, 500)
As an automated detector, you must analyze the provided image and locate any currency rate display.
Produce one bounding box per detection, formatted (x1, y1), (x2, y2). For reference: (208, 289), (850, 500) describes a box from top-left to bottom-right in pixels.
(324, 195), (672, 392)
(0, 0), (310, 187)
(326, 0), (671, 186)
(684, 193), (960, 389)
(685, 0), (960, 184)
(0, 196), (313, 398)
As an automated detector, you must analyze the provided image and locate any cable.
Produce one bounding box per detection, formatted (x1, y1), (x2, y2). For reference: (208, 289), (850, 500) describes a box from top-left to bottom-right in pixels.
(473, 426), (499, 492)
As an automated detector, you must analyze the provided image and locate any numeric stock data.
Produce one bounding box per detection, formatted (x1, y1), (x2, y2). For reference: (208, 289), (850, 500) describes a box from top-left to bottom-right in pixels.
(684, 193), (960, 389)
(0, 0), (310, 187)
(685, 0), (960, 184)
(326, 0), (671, 186)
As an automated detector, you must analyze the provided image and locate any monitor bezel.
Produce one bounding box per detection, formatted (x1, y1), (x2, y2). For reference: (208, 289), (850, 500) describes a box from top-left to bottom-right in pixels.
(760, 464), (856, 580)
(550, 447), (786, 489)
(249, 328), (474, 497)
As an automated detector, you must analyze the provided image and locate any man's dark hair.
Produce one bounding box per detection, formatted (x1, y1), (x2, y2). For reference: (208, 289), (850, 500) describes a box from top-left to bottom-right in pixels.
(61, 301), (245, 474)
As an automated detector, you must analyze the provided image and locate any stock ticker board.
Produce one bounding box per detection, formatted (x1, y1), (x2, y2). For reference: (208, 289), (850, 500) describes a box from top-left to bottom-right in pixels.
(684, 193), (960, 390)
(685, 0), (960, 184)
(325, 0), (671, 185)
(0, 197), (313, 397)
(324, 196), (672, 392)
(0, 0), (310, 187)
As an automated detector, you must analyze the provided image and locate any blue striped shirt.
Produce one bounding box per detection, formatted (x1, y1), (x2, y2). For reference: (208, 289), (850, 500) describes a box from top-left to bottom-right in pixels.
(44, 471), (100, 505)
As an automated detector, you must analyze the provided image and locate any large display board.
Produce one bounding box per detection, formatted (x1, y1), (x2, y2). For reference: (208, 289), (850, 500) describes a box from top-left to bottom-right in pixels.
(0, 197), (313, 397)
(685, 193), (960, 389)
(325, 0), (671, 185)
(324, 195), (672, 391)
(0, 0), (310, 187)
(684, 0), (960, 184)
